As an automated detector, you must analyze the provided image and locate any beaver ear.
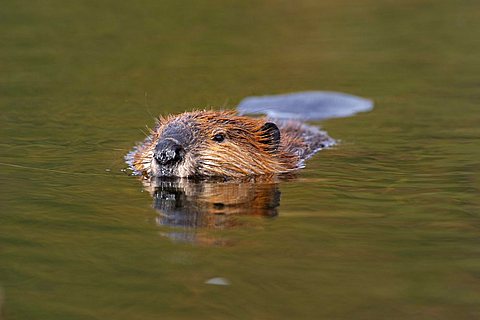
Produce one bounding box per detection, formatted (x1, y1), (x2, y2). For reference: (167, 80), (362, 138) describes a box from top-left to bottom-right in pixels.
(259, 122), (281, 152)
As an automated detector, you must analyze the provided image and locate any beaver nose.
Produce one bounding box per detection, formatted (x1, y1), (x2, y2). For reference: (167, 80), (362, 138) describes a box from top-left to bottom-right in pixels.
(154, 140), (185, 165)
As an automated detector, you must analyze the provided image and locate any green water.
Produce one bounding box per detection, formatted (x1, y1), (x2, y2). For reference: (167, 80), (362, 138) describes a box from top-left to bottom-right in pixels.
(1, 0), (480, 319)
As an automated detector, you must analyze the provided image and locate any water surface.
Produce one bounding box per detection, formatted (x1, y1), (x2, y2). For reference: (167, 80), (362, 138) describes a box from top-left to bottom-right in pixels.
(1, 0), (480, 319)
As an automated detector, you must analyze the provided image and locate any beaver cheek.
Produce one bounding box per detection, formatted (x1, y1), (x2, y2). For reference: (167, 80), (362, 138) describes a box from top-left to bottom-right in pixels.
(177, 158), (196, 177)
(185, 150), (202, 177)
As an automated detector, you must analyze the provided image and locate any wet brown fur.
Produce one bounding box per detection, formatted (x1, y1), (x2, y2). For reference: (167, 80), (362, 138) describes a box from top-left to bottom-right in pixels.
(129, 110), (332, 178)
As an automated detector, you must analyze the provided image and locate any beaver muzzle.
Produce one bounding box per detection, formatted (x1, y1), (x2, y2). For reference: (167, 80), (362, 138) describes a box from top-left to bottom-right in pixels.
(150, 123), (195, 177)
(153, 139), (185, 165)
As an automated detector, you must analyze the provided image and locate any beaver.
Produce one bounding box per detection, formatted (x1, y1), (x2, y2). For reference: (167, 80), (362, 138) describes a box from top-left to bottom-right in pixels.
(126, 110), (335, 178)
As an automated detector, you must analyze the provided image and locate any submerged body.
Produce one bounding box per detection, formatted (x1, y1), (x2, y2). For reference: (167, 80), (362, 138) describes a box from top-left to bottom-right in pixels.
(127, 110), (334, 178)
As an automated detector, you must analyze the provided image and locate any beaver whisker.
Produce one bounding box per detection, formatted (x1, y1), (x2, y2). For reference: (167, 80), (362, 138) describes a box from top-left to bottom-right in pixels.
(199, 146), (285, 175)
(208, 160), (264, 176)
(199, 156), (257, 176)
(197, 160), (223, 168)
(201, 154), (255, 172)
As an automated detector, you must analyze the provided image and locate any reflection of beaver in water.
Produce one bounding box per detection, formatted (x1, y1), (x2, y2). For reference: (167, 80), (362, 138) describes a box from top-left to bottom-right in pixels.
(127, 110), (334, 178)
(151, 178), (280, 228)
(149, 178), (282, 245)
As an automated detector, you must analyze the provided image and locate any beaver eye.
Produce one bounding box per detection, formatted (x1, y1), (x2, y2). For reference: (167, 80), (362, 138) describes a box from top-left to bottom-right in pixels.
(212, 133), (225, 143)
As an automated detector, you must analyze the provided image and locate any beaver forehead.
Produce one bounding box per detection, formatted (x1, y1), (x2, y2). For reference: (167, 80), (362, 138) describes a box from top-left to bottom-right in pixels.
(191, 114), (264, 132)
(160, 120), (193, 137)
(158, 112), (266, 143)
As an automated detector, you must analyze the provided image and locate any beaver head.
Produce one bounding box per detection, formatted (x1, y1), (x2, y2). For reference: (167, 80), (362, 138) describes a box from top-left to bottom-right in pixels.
(133, 111), (297, 178)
